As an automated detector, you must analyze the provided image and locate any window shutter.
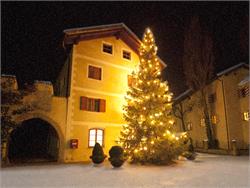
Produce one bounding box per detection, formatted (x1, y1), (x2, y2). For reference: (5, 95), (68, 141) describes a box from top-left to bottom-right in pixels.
(80, 96), (87, 110)
(128, 75), (132, 87)
(99, 68), (102, 80)
(95, 68), (101, 80)
(100, 99), (106, 112)
(88, 66), (94, 78)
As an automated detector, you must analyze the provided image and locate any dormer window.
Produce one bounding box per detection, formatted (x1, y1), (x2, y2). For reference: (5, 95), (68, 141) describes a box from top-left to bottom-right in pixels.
(102, 43), (113, 54)
(123, 50), (131, 60)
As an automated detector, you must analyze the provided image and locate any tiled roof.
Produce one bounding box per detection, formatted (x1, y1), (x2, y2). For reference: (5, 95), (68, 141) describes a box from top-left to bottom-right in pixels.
(63, 23), (166, 67)
(174, 89), (193, 103)
(238, 76), (250, 86)
(216, 63), (248, 77)
(175, 63), (249, 102)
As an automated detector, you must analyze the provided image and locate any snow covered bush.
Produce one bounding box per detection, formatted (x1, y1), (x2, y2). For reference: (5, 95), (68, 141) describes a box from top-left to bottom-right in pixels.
(90, 143), (107, 164)
(108, 146), (125, 168)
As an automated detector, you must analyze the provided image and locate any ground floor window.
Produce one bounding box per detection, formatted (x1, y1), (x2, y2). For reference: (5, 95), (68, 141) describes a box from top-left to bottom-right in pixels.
(88, 128), (104, 147)
(186, 122), (193, 131)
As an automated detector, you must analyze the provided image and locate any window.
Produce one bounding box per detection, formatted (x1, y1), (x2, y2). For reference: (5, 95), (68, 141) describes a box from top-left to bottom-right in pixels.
(211, 115), (217, 124)
(200, 118), (205, 127)
(102, 43), (113, 54)
(186, 122), (192, 131)
(127, 75), (135, 87)
(208, 93), (216, 103)
(89, 128), (104, 147)
(239, 86), (249, 98)
(123, 50), (131, 60)
(80, 96), (106, 112)
(88, 65), (102, 80)
(243, 112), (249, 121)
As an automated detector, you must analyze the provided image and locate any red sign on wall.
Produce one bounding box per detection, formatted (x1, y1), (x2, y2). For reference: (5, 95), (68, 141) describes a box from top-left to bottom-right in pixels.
(70, 139), (78, 149)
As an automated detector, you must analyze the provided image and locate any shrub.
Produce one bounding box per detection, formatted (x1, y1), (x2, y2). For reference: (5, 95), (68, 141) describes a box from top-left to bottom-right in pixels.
(181, 151), (197, 160)
(108, 146), (125, 168)
(181, 138), (197, 160)
(109, 146), (123, 158)
(90, 143), (107, 164)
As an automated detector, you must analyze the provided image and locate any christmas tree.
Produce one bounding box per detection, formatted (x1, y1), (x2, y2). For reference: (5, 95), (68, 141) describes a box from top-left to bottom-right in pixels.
(120, 28), (188, 164)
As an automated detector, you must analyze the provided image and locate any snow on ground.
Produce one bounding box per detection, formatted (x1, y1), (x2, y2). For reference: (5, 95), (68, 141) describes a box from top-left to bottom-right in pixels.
(1, 153), (249, 188)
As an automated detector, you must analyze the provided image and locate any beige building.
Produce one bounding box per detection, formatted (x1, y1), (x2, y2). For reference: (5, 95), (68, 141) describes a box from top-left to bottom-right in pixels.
(2, 23), (166, 163)
(174, 63), (249, 153)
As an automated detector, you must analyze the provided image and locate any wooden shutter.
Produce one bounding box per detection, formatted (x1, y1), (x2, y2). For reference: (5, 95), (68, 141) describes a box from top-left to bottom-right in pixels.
(100, 99), (106, 112)
(94, 67), (101, 80)
(88, 66), (94, 78)
(128, 75), (132, 87)
(80, 96), (87, 110)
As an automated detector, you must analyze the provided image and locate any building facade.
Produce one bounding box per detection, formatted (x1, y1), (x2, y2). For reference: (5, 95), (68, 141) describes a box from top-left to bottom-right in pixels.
(56, 23), (143, 162)
(174, 63), (249, 153)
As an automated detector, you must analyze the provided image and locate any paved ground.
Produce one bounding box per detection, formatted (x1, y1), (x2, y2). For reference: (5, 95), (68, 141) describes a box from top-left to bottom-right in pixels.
(1, 153), (249, 188)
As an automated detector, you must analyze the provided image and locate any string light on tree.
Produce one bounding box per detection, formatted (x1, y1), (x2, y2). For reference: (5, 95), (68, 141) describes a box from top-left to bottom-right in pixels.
(120, 27), (188, 164)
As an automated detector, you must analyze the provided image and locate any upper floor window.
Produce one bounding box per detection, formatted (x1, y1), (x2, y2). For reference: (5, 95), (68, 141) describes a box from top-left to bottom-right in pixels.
(89, 128), (104, 147)
(122, 50), (131, 60)
(243, 112), (249, 121)
(80, 96), (106, 112)
(102, 43), (113, 54)
(238, 86), (249, 98)
(88, 65), (102, 80)
(208, 93), (216, 103)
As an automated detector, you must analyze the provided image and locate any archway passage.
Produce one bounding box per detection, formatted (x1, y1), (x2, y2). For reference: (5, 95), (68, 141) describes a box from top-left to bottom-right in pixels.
(8, 118), (59, 163)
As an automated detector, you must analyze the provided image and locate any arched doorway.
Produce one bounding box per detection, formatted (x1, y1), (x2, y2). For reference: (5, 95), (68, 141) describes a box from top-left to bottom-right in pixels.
(8, 118), (60, 163)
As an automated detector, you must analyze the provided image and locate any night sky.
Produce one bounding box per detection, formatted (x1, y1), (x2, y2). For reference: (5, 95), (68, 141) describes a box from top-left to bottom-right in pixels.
(2, 2), (249, 96)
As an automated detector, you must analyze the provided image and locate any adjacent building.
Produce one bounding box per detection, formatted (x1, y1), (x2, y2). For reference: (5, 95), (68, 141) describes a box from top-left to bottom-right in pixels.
(174, 63), (249, 153)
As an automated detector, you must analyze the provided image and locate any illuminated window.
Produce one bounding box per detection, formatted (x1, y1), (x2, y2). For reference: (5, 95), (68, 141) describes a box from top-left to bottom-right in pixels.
(243, 112), (249, 121)
(89, 128), (104, 147)
(211, 115), (217, 124)
(88, 65), (102, 80)
(186, 122), (192, 131)
(200, 118), (205, 127)
(80, 96), (106, 112)
(102, 43), (113, 54)
(123, 50), (131, 60)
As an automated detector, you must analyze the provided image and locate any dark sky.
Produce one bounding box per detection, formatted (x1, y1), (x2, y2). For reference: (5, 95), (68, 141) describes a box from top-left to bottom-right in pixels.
(2, 2), (249, 96)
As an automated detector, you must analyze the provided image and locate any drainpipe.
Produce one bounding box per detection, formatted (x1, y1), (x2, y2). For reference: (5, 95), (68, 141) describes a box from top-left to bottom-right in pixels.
(218, 77), (230, 151)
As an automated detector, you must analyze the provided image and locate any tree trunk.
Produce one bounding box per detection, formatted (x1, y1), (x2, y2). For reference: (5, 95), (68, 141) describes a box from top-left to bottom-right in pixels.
(200, 89), (215, 148)
(181, 118), (186, 132)
(179, 103), (186, 132)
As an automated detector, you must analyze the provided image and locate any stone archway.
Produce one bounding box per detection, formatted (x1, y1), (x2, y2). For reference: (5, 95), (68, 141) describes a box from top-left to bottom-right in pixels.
(8, 118), (60, 163)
